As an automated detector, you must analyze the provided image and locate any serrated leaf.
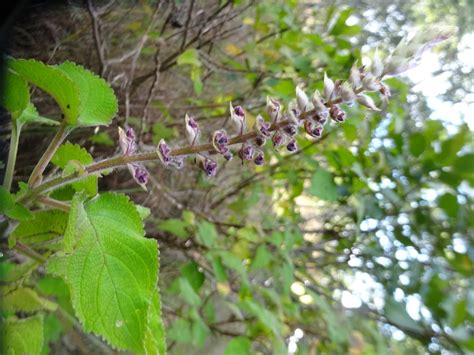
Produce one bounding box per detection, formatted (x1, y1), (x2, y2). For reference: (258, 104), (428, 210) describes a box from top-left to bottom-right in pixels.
(47, 193), (163, 352)
(52, 142), (97, 196)
(5, 202), (33, 221)
(10, 209), (68, 248)
(57, 61), (118, 127)
(0, 186), (14, 212)
(1, 287), (57, 312)
(309, 169), (338, 201)
(143, 292), (166, 355)
(1, 314), (44, 354)
(1, 69), (29, 119)
(7, 57), (80, 124)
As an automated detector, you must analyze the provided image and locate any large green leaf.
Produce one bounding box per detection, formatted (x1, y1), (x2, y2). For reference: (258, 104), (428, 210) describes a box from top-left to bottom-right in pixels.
(47, 193), (164, 352)
(7, 57), (81, 124)
(57, 61), (118, 127)
(1, 69), (29, 119)
(1, 314), (44, 354)
(52, 142), (97, 196)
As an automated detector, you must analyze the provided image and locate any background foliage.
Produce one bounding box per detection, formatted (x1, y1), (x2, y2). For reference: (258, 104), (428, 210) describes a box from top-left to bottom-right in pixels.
(1, 0), (473, 354)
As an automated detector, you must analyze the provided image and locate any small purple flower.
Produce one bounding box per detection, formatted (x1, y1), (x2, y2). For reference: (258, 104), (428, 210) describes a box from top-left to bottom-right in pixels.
(212, 129), (229, 154)
(266, 96), (281, 122)
(157, 139), (172, 163)
(329, 105), (346, 122)
(254, 150), (265, 165)
(256, 115), (271, 137)
(239, 143), (254, 161)
(223, 149), (233, 161)
(304, 120), (323, 138)
(119, 127), (137, 155)
(131, 163), (148, 185)
(272, 130), (285, 148)
(169, 156), (185, 170)
(185, 114), (200, 145)
(197, 156), (218, 177)
(283, 124), (298, 137)
(230, 102), (246, 135)
(286, 139), (298, 152)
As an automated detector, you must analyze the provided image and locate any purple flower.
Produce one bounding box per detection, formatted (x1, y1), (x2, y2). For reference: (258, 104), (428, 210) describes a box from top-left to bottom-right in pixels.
(131, 163), (148, 185)
(254, 150), (265, 165)
(283, 124), (298, 137)
(185, 114), (200, 145)
(198, 156), (217, 177)
(157, 139), (172, 163)
(119, 127), (137, 155)
(266, 96), (281, 122)
(223, 149), (233, 161)
(239, 143), (254, 161)
(272, 130), (285, 147)
(230, 102), (246, 134)
(286, 139), (298, 152)
(169, 156), (185, 170)
(212, 129), (229, 154)
(304, 120), (323, 138)
(256, 115), (271, 137)
(329, 105), (346, 122)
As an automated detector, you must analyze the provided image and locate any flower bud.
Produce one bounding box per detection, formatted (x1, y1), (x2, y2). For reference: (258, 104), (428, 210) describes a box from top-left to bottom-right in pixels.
(288, 100), (301, 125)
(329, 105), (346, 122)
(118, 127), (137, 155)
(254, 150), (265, 165)
(323, 72), (335, 101)
(230, 102), (246, 134)
(272, 130), (285, 147)
(349, 63), (361, 89)
(286, 139), (298, 152)
(304, 120), (323, 138)
(254, 135), (267, 147)
(356, 94), (380, 111)
(129, 162), (148, 190)
(266, 96), (281, 122)
(379, 82), (391, 102)
(197, 155), (217, 177)
(255, 114), (271, 137)
(361, 72), (381, 91)
(212, 129), (229, 153)
(311, 90), (329, 118)
(239, 143), (254, 161)
(296, 86), (309, 112)
(371, 48), (384, 77)
(156, 139), (172, 164)
(338, 82), (357, 102)
(223, 149), (233, 161)
(185, 114), (200, 145)
(283, 124), (298, 137)
(169, 156), (185, 170)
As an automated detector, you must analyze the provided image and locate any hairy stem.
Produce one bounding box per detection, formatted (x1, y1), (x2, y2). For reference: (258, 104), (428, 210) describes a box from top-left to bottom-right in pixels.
(28, 121), (71, 188)
(14, 241), (47, 263)
(3, 121), (20, 191)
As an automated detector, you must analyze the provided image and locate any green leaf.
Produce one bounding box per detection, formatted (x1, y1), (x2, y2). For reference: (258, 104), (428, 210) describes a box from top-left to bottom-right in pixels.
(57, 61), (118, 127)
(17, 103), (59, 126)
(453, 153), (474, 175)
(223, 336), (252, 355)
(177, 49), (201, 67)
(409, 132), (426, 157)
(136, 205), (151, 221)
(1, 287), (57, 313)
(10, 209), (68, 248)
(1, 69), (29, 119)
(52, 142), (97, 196)
(181, 261), (205, 292)
(5, 202), (33, 221)
(1, 314), (44, 354)
(47, 193), (163, 352)
(89, 131), (114, 146)
(242, 299), (281, 336)
(251, 244), (272, 270)
(178, 277), (201, 306)
(438, 193), (459, 218)
(143, 292), (167, 355)
(157, 218), (190, 238)
(309, 169), (338, 201)
(0, 186), (14, 212)
(7, 57), (80, 124)
(197, 221), (217, 246)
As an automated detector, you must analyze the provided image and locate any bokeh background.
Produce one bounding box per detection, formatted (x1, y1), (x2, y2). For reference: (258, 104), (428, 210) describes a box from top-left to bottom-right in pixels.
(2, 0), (473, 353)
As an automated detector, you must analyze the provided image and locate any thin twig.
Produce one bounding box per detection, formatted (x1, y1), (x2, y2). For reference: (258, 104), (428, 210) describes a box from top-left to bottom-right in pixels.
(87, 0), (107, 76)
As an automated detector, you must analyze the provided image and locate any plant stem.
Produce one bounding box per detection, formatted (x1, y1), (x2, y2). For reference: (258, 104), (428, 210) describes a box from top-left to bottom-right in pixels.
(14, 241), (47, 263)
(3, 121), (20, 191)
(28, 121), (71, 188)
(18, 88), (368, 204)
